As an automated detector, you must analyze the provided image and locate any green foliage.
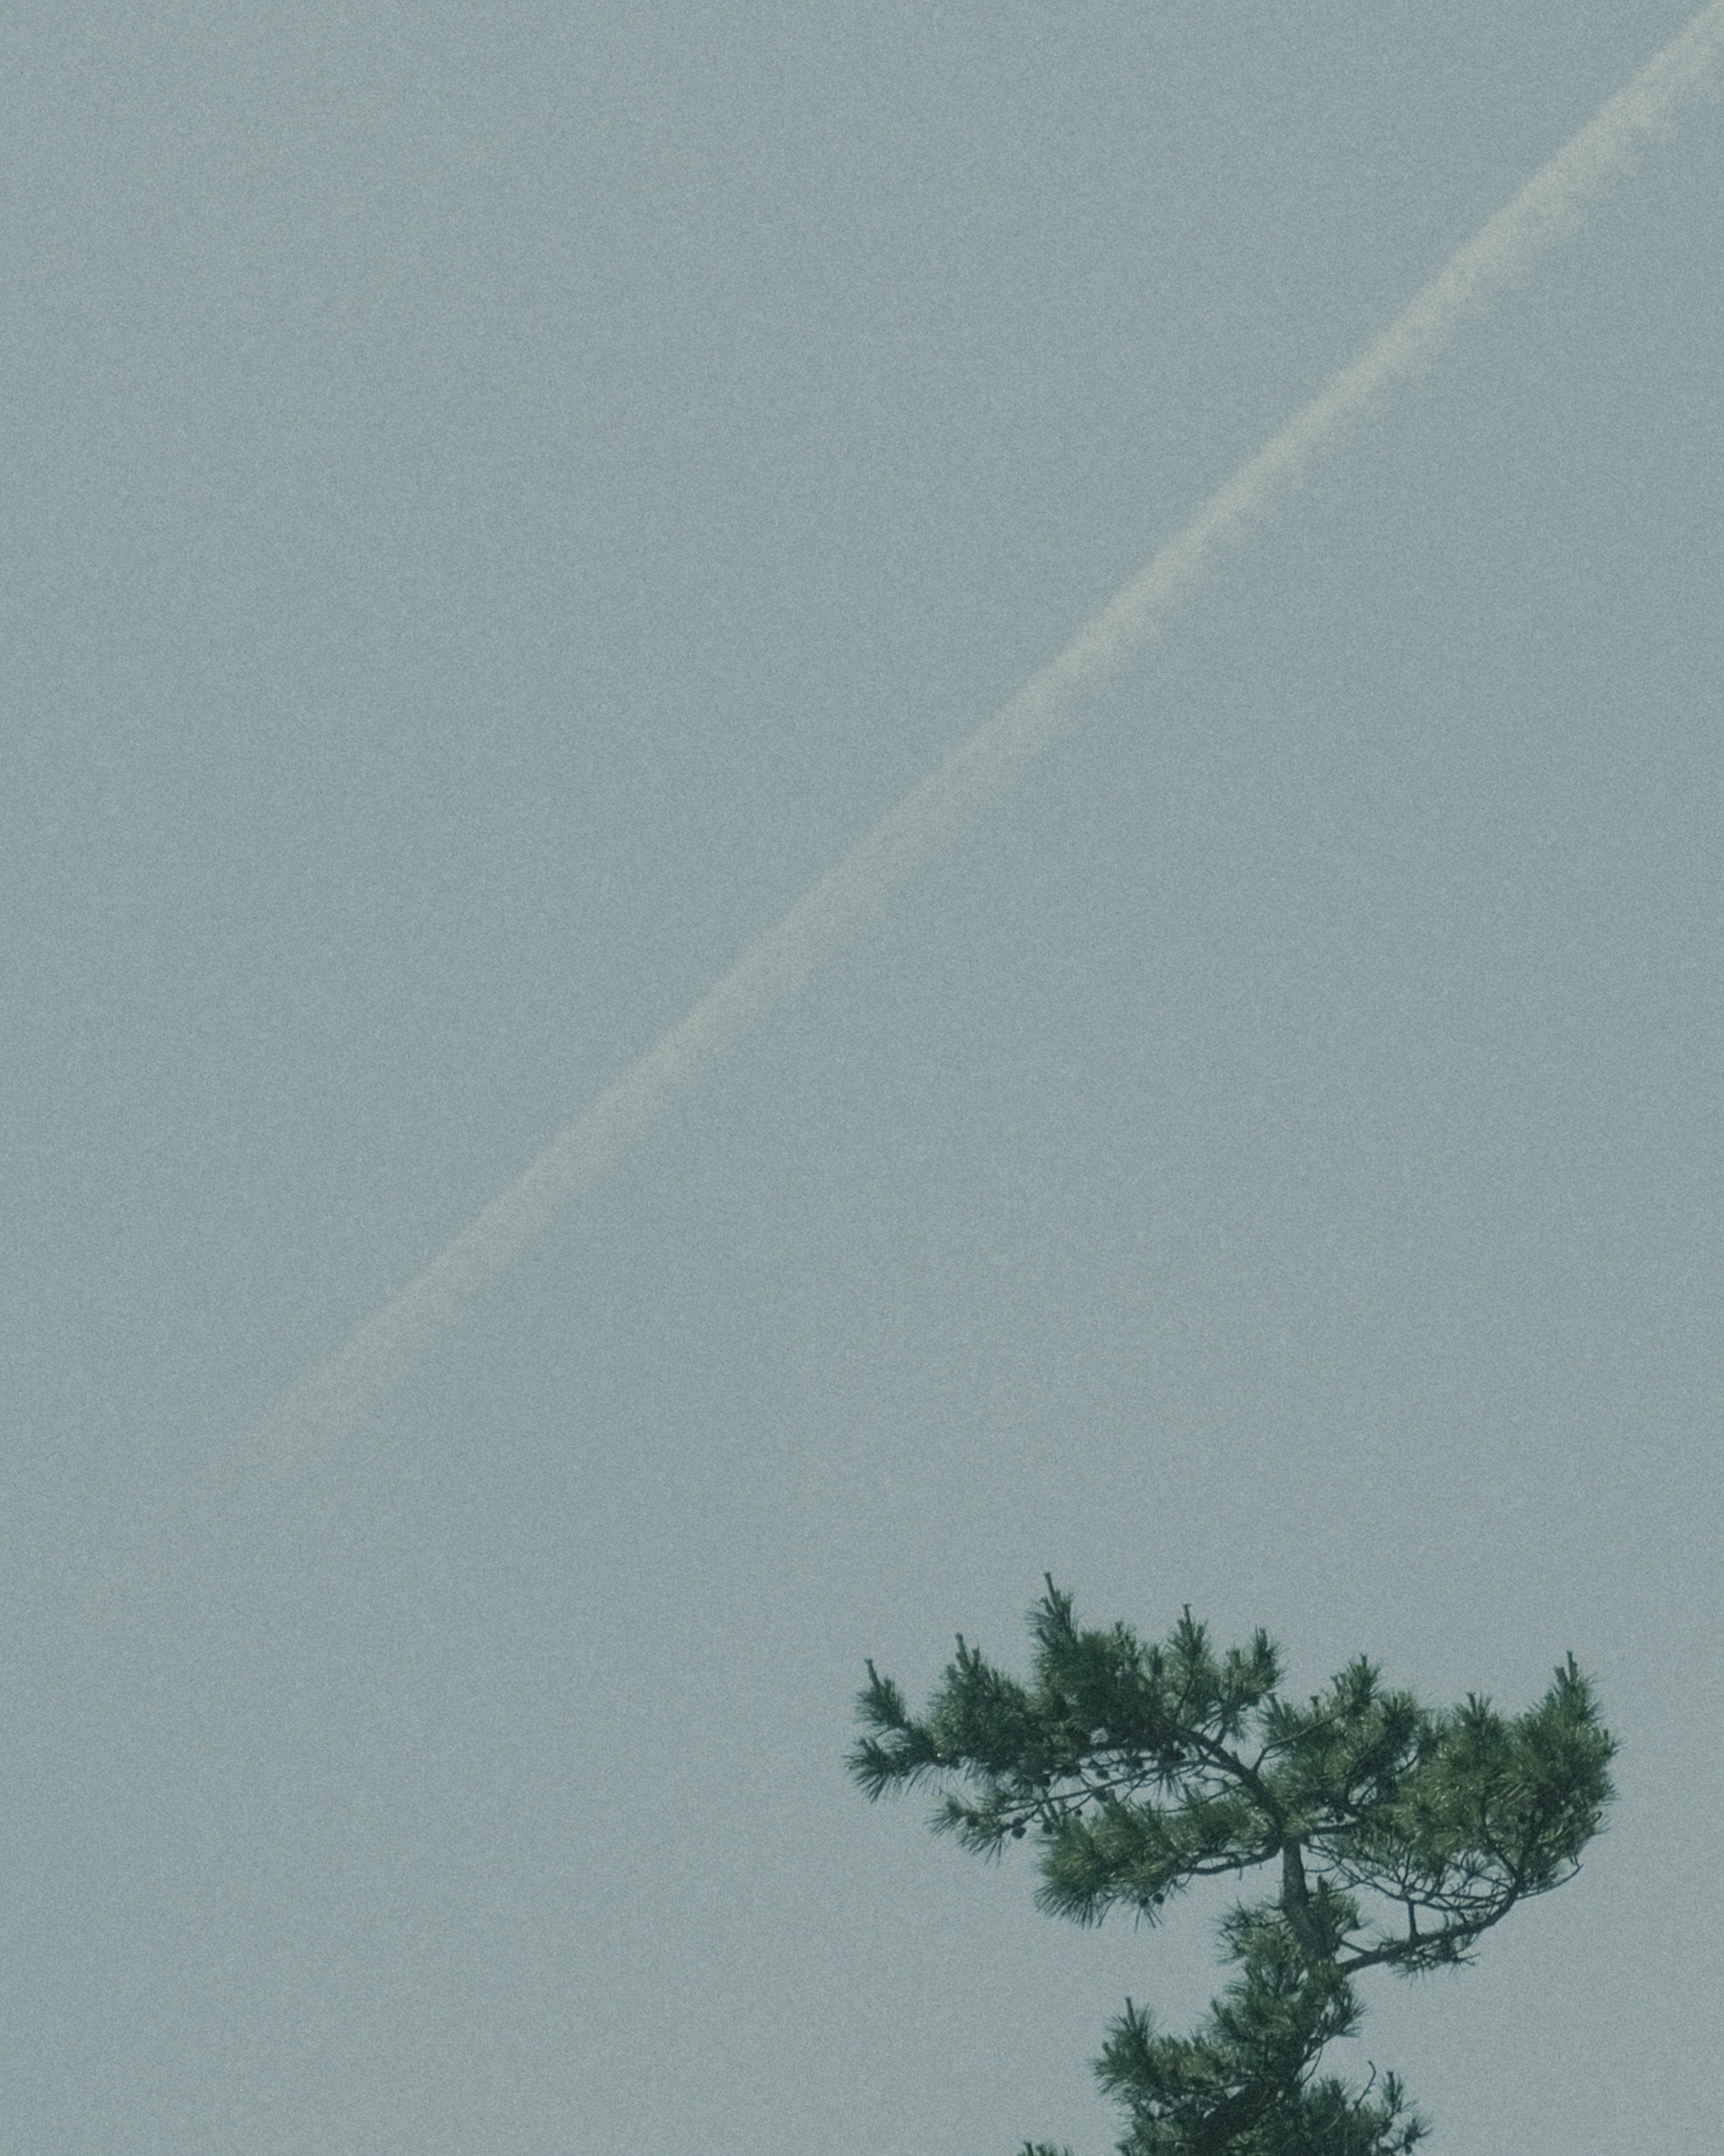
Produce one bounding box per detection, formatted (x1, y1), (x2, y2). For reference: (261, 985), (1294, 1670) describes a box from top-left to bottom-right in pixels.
(851, 1580), (1614, 2155)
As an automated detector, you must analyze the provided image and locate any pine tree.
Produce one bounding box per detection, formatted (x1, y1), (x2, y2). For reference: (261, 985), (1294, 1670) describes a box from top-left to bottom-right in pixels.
(850, 1580), (1614, 2156)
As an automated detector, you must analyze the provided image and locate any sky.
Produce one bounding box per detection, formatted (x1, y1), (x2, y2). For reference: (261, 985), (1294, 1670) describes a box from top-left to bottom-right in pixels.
(4, 4), (1721, 2152)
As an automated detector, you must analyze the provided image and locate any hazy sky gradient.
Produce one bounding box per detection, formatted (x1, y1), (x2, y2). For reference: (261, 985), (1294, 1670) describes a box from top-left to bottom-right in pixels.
(5, 6), (1721, 2152)
(263, 0), (1724, 1459)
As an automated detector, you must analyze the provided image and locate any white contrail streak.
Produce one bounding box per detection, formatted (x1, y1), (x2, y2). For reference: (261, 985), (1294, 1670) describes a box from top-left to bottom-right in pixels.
(259, 4), (1724, 1451)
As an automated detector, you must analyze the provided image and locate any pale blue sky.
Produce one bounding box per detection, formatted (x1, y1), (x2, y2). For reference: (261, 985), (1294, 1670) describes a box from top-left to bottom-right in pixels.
(4, 5), (1720, 2152)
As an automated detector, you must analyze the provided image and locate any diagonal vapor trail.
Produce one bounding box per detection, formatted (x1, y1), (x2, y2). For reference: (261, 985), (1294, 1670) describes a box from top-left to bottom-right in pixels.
(259, 4), (1724, 1453)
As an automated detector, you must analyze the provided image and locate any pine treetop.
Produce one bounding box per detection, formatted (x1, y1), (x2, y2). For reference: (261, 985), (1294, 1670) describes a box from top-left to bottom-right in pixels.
(851, 1579), (1615, 2155)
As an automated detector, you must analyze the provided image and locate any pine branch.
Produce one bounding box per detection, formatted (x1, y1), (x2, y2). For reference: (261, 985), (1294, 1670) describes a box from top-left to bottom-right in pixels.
(851, 1581), (1614, 2156)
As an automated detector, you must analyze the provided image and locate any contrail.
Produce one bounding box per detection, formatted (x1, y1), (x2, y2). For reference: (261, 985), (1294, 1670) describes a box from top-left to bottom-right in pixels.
(259, 4), (1724, 1451)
